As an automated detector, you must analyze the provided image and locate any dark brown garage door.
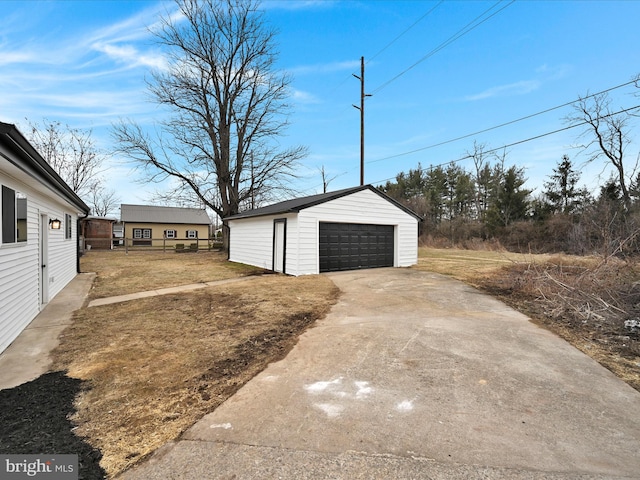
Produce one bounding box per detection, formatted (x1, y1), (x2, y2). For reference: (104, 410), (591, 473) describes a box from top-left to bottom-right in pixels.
(319, 222), (394, 273)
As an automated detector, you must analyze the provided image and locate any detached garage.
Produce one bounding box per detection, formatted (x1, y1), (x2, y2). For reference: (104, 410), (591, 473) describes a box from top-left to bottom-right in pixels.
(225, 185), (421, 276)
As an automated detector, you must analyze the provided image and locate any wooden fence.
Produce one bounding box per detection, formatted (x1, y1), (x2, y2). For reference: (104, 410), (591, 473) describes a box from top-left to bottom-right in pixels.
(82, 237), (223, 253)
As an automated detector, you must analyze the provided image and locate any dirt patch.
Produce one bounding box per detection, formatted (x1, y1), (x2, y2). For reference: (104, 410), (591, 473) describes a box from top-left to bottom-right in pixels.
(0, 371), (106, 479)
(51, 275), (340, 477)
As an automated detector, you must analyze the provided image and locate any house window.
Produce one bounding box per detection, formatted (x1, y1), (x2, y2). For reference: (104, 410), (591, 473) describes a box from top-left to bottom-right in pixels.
(65, 213), (72, 239)
(2, 185), (27, 244)
(165, 229), (176, 239)
(133, 228), (152, 239)
(186, 230), (198, 239)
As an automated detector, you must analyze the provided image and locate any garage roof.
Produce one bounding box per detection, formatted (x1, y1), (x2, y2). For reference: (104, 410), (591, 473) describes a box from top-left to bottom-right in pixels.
(121, 204), (211, 224)
(225, 185), (422, 221)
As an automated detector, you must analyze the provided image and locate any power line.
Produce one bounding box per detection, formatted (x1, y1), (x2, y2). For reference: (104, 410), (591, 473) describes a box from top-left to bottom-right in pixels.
(367, 104), (640, 185)
(371, 0), (516, 96)
(367, 1), (444, 64)
(367, 78), (640, 164)
(328, 3), (444, 99)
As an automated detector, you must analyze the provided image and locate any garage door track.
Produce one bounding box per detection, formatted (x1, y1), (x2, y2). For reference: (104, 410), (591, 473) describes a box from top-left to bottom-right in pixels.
(119, 268), (640, 479)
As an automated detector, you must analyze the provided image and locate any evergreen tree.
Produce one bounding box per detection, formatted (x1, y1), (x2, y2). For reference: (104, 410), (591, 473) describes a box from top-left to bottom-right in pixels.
(543, 155), (588, 214)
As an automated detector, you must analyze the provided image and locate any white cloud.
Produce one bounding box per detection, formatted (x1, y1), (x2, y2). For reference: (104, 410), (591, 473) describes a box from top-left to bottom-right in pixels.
(264, 0), (338, 11)
(290, 60), (361, 76)
(293, 89), (321, 104)
(464, 80), (541, 101)
(92, 42), (168, 71)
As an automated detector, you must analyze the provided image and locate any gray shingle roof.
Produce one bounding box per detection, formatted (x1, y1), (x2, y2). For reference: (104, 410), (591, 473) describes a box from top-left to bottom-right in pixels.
(224, 185), (422, 221)
(0, 122), (89, 214)
(121, 204), (211, 224)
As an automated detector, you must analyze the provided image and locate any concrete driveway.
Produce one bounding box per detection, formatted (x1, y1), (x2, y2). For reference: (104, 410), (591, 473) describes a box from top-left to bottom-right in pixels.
(119, 268), (640, 479)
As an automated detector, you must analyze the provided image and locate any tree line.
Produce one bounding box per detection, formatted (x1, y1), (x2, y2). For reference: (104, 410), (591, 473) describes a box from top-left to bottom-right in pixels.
(379, 79), (640, 257)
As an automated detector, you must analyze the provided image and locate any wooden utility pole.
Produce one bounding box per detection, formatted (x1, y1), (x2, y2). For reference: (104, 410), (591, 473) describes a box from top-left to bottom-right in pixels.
(353, 56), (371, 186)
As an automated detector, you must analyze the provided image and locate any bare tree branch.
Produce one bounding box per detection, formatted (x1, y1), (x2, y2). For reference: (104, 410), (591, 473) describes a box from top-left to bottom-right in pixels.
(111, 0), (307, 247)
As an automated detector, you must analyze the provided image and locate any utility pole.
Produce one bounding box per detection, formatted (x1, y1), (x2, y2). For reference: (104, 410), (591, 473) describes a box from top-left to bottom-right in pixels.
(353, 56), (371, 186)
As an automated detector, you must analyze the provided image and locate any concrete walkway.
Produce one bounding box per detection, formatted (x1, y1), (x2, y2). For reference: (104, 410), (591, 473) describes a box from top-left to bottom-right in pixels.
(87, 276), (256, 308)
(0, 273), (95, 390)
(118, 268), (640, 480)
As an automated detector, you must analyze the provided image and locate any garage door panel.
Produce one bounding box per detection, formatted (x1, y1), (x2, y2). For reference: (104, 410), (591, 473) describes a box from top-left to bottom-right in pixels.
(319, 222), (394, 273)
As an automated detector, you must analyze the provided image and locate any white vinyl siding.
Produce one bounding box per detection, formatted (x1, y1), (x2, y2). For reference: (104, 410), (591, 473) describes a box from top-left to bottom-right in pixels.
(227, 188), (418, 277)
(0, 171), (81, 354)
(228, 214), (298, 273)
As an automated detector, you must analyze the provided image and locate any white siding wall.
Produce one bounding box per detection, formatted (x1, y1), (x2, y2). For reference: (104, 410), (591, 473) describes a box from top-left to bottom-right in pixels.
(297, 189), (418, 275)
(0, 170), (81, 354)
(228, 189), (418, 277)
(228, 213), (298, 273)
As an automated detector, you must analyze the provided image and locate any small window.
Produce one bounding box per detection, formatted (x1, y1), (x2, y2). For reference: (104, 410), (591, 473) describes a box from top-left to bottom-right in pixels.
(2, 186), (27, 244)
(65, 213), (72, 239)
(165, 229), (176, 239)
(186, 230), (198, 239)
(133, 228), (152, 239)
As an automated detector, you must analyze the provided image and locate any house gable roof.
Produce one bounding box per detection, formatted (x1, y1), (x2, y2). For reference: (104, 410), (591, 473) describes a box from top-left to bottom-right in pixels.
(224, 185), (422, 221)
(121, 204), (211, 225)
(0, 122), (89, 214)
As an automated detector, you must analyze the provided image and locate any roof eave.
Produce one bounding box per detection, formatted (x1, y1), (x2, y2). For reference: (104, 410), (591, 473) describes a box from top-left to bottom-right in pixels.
(0, 122), (90, 214)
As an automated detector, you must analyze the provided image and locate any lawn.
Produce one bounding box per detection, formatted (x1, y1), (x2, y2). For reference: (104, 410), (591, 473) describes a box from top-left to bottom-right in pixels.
(52, 251), (339, 477)
(80, 250), (263, 299)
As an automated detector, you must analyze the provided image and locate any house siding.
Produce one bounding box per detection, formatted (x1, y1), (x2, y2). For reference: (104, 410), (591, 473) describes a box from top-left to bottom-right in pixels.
(123, 222), (210, 247)
(228, 213), (298, 273)
(0, 169), (81, 354)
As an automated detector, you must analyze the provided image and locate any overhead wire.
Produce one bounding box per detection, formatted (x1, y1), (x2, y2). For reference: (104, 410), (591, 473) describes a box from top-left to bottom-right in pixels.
(366, 1), (444, 64)
(370, 0), (516, 96)
(367, 77), (640, 164)
(365, 103), (640, 186)
(328, 2), (443, 97)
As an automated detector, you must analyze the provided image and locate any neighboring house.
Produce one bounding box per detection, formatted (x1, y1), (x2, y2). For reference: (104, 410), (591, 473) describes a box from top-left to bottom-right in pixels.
(120, 204), (211, 247)
(225, 185), (421, 276)
(80, 216), (117, 250)
(0, 122), (90, 354)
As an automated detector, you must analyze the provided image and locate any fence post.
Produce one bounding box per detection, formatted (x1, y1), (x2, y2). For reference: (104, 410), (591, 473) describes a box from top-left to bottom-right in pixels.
(125, 237), (129, 255)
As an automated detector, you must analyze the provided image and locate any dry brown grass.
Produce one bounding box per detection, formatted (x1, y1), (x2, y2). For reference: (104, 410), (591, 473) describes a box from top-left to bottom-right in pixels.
(81, 250), (263, 299)
(417, 247), (640, 392)
(53, 253), (339, 477)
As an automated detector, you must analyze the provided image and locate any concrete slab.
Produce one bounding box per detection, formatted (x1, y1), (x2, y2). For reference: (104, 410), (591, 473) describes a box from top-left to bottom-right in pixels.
(87, 276), (257, 308)
(0, 272), (95, 390)
(119, 268), (640, 480)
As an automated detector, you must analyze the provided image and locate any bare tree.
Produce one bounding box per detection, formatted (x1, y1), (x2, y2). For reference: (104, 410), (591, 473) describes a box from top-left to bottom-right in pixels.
(112, 0), (307, 247)
(26, 119), (105, 200)
(318, 165), (340, 193)
(568, 92), (638, 210)
(467, 141), (490, 221)
(89, 186), (121, 217)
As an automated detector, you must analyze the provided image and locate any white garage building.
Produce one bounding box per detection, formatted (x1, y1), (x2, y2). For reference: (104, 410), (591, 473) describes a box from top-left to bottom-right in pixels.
(225, 185), (421, 276)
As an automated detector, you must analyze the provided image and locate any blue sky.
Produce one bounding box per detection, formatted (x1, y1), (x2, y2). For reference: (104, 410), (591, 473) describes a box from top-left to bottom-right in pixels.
(2, 0), (640, 210)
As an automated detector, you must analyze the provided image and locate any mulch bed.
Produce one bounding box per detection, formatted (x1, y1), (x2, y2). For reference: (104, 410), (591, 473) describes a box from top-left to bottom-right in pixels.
(0, 371), (106, 480)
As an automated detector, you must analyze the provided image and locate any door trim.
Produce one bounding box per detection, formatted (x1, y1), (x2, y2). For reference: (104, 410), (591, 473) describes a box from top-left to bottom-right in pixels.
(40, 213), (49, 305)
(272, 218), (287, 274)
